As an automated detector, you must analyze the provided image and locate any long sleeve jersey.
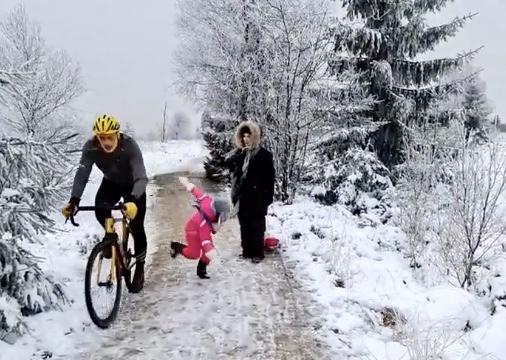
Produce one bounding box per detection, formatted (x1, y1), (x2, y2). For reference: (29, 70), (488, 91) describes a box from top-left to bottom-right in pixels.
(70, 134), (148, 199)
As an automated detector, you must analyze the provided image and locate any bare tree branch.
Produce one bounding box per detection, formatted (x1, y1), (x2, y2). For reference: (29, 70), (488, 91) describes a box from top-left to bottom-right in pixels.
(0, 5), (85, 147)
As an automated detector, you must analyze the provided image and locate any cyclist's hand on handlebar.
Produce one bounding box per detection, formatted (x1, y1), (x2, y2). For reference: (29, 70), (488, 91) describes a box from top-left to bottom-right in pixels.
(62, 197), (80, 219)
(123, 202), (138, 220)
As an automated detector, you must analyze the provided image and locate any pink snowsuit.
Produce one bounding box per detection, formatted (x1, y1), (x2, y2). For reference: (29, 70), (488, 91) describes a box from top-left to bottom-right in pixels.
(180, 186), (217, 265)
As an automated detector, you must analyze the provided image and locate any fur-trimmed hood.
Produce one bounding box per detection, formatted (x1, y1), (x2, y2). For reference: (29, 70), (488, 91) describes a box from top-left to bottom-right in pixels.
(234, 121), (261, 150)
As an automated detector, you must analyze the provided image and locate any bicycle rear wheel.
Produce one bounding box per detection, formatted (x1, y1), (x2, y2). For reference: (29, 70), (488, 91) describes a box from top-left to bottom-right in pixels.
(84, 240), (122, 329)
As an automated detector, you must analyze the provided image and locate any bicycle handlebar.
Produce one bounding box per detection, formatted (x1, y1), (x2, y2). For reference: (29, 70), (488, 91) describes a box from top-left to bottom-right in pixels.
(66, 203), (125, 227)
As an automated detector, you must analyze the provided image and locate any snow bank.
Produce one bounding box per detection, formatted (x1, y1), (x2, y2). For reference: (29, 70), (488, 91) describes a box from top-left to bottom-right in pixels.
(0, 140), (206, 359)
(267, 198), (501, 360)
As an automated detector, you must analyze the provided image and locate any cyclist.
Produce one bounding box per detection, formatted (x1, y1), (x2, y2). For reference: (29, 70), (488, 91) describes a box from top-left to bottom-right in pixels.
(61, 115), (148, 293)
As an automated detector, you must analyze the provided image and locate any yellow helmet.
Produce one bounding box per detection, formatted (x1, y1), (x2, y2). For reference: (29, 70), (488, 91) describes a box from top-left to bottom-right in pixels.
(92, 115), (120, 135)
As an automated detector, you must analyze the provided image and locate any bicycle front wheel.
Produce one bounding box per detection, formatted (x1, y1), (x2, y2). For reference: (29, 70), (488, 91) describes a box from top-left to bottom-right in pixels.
(122, 229), (137, 293)
(84, 240), (122, 329)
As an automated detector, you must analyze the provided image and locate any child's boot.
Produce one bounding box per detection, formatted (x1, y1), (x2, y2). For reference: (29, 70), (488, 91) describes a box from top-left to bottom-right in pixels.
(170, 242), (186, 258)
(196, 260), (210, 279)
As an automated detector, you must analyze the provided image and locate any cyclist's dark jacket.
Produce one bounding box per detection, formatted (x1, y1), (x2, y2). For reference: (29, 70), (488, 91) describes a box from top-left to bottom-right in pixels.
(70, 134), (148, 200)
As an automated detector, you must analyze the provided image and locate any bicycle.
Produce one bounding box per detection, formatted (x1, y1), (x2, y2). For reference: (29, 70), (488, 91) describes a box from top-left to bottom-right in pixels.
(66, 202), (137, 329)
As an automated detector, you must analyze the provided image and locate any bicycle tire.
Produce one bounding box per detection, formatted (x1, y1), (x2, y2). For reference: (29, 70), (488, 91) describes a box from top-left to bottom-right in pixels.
(122, 229), (136, 292)
(84, 240), (122, 329)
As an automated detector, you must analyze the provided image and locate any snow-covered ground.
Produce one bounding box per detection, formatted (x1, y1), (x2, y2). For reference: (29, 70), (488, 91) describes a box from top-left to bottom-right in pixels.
(5, 138), (506, 360)
(0, 140), (206, 360)
(266, 197), (506, 360)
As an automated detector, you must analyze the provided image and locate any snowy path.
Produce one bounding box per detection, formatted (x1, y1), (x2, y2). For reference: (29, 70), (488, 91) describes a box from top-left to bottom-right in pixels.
(77, 173), (331, 360)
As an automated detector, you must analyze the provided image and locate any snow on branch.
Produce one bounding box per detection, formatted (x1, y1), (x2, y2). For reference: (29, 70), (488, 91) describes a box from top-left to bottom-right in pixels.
(175, 0), (346, 200)
(0, 138), (71, 242)
(397, 114), (506, 289)
(417, 13), (477, 54)
(391, 47), (482, 87)
(0, 5), (85, 146)
(0, 69), (25, 106)
(413, 0), (455, 13)
(0, 138), (70, 342)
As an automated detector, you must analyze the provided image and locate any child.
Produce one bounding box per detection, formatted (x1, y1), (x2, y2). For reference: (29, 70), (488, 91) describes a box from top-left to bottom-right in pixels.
(170, 176), (231, 279)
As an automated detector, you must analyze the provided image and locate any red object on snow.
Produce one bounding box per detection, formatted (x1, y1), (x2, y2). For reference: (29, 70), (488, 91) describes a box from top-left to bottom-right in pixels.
(264, 236), (279, 250)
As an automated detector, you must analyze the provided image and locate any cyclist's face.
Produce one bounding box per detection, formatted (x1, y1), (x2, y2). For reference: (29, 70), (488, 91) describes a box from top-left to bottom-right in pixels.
(97, 133), (119, 153)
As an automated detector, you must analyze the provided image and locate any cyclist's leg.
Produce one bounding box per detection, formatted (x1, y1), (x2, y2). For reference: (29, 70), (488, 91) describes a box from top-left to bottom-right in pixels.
(128, 192), (147, 262)
(95, 178), (121, 258)
(125, 191), (147, 293)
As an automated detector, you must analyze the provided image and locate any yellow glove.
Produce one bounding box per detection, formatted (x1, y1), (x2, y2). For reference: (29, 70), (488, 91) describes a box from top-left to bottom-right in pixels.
(123, 202), (138, 220)
(62, 198), (79, 218)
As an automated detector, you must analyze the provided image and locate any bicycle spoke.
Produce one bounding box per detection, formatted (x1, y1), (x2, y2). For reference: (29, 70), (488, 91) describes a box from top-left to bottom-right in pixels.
(88, 256), (117, 319)
(84, 240), (122, 328)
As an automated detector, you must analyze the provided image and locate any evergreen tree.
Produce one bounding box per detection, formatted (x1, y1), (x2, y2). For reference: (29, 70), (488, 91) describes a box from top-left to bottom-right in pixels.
(201, 111), (237, 181)
(461, 76), (491, 141)
(491, 115), (505, 132)
(0, 138), (69, 341)
(0, 70), (69, 341)
(331, 0), (478, 167)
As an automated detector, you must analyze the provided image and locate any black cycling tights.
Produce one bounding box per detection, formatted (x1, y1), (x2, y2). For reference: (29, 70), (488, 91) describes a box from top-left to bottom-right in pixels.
(94, 178), (147, 261)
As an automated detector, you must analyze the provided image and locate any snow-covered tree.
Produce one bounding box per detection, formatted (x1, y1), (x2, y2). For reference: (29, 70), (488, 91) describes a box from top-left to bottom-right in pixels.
(201, 111), (236, 181)
(330, 0), (478, 167)
(491, 115), (506, 132)
(175, 0), (338, 200)
(0, 43), (69, 343)
(0, 138), (69, 341)
(167, 111), (192, 140)
(174, 0), (263, 182)
(305, 69), (385, 212)
(0, 69), (23, 112)
(0, 5), (84, 148)
(439, 64), (492, 142)
(123, 121), (135, 137)
(461, 76), (491, 141)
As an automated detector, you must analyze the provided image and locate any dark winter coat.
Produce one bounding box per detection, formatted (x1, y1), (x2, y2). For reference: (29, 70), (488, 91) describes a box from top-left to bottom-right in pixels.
(227, 121), (275, 216)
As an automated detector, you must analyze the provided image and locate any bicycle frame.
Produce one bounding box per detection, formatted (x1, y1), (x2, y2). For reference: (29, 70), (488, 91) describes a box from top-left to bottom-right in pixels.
(105, 216), (134, 280)
(68, 203), (133, 285)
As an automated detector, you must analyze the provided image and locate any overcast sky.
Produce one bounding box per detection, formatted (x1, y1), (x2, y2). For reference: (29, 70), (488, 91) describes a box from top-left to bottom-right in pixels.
(0, 0), (504, 136)
(0, 0), (199, 137)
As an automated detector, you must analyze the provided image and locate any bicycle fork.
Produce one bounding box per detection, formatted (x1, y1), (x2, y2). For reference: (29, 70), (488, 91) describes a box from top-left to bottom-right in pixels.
(97, 232), (119, 287)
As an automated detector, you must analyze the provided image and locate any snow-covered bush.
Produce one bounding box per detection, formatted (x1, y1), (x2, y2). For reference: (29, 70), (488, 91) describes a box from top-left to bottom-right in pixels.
(0, 138), (70, 342)
(396, 113), (506, 291)
(394, 131), (451, 270)
(310, 147), (394, 220)
(433, 132), (506, 289)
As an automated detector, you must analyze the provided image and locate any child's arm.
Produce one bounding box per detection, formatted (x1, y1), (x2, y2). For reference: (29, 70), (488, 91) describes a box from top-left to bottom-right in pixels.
(179, 176), (206, 200)
(190, 186), (204, 199)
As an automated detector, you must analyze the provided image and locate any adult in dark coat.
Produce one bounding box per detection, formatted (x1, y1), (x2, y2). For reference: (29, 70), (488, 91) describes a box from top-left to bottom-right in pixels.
(227, 121), (275, 263)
